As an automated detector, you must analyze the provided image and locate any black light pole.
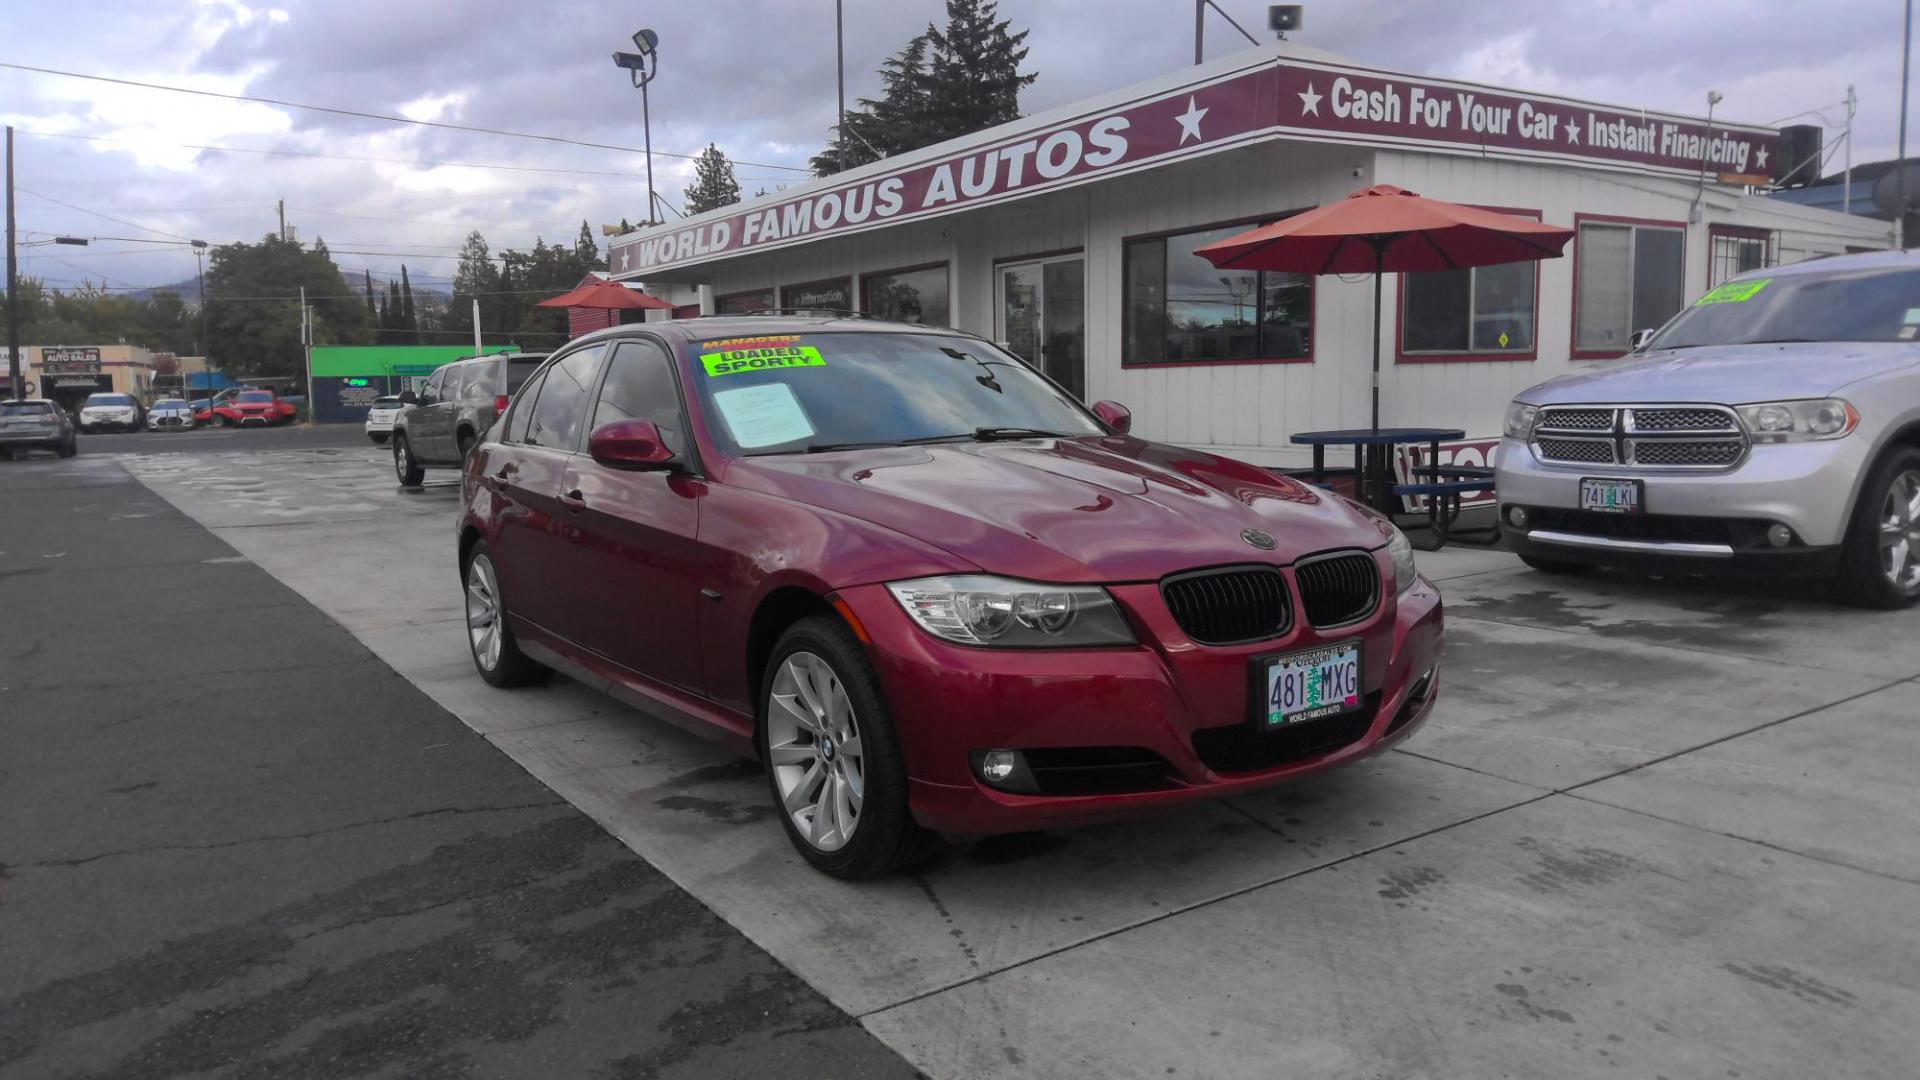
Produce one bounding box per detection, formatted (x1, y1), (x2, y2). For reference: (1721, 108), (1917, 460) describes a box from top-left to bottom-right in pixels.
(192, 239), (208, 402)
(6, 125), (20, 402)
(1900, 0), (1913, 248)
(836, 0), (846, 142)
(613, 30), (661, 225)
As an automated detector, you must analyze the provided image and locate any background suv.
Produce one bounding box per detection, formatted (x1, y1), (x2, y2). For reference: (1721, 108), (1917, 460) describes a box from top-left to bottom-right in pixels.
(78, 393), (143, 433)
(1497, 250), (1920, 608)
(392, 352), (545, 486)
(0, 399), (79, 458)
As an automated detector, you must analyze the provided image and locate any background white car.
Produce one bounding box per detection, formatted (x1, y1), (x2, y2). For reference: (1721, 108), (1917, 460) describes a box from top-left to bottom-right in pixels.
(147, 399), (196, 431)
(364, 395), (410, 444)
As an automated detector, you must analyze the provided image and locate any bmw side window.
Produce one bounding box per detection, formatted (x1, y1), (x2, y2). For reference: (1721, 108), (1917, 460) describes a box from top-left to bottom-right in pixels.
(592, 340), (686, 454)
(506, 371), (545, 444)
(524, 345), (606, 450)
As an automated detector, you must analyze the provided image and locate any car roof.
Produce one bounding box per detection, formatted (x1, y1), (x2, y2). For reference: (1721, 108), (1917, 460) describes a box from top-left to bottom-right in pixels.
(562, 314), (981, 350)
(1730, 247), (1917, 281)
(5, 398), (57, 406)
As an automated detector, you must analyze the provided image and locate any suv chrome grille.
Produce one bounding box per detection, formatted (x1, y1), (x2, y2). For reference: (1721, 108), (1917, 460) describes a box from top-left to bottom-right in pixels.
(1293, 552), (1380, 628)
(1161, 566), (1291, 645)
(1536, 437), (1617, 464)
(1532, 404), (1747, 470)
(1537, 407), (1613, 430)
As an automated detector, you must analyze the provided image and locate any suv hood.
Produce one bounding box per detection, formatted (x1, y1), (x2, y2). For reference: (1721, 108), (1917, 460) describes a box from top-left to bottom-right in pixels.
(1524, 342), (1920, 405)
(734, 435), (1383, 583)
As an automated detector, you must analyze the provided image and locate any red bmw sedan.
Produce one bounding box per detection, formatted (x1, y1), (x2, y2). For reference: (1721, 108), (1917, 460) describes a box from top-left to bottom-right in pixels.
(457, 317), (1443, 878)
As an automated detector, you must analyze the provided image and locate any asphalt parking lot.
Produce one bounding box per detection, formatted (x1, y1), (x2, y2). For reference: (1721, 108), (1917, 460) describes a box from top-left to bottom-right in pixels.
(8, 433), (1920, 1079)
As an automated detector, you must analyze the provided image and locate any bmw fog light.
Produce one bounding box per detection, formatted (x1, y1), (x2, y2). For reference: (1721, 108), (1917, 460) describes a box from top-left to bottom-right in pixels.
(971, 749), (1037, 793)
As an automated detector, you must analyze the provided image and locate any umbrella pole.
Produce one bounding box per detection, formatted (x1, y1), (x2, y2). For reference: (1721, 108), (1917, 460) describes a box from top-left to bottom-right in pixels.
(1371, 269), (1382, 431)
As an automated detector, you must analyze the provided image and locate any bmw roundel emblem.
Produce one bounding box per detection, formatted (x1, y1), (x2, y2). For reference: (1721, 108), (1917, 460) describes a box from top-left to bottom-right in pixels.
(1241, 528), (1277, 550)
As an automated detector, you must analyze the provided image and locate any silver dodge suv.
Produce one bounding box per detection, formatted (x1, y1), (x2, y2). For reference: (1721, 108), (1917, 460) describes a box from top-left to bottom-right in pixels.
(1497, 250), (1920, 609)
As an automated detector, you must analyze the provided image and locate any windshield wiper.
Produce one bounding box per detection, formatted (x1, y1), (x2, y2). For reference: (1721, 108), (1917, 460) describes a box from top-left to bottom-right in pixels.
(797, 440), (901, 453)
(969, 426), (1075, 441)
(1743, 337), (1816, 345)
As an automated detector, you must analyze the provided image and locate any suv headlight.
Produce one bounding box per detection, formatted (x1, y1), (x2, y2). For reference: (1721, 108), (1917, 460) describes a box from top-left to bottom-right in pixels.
(1502, 401), (1539, 440)
(886, 574), (1136, 647)
(1735, 399), (1858, 443)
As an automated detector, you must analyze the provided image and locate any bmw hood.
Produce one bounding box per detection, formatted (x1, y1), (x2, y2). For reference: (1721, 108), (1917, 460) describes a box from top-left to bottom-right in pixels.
(736, 435), (1387, 583)
(1521, 342), (1920, 405)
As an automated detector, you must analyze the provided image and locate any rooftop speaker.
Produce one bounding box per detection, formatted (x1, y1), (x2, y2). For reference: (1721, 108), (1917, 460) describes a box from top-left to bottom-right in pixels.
(1269, 5), (1303, 33)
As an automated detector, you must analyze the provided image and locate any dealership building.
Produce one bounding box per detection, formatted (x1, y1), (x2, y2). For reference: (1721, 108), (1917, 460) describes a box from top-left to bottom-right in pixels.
(613, 42), (1885, 469)
(0, 346), (160, 414)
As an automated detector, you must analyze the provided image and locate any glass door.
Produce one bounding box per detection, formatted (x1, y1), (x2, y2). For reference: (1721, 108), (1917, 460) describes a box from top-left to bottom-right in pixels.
(996, 255), (1085, 400)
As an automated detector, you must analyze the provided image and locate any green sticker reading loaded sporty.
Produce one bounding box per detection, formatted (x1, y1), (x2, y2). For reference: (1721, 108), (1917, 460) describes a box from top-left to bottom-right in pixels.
(1694, 278), (1771, 305)
(701, 345), (827, 377)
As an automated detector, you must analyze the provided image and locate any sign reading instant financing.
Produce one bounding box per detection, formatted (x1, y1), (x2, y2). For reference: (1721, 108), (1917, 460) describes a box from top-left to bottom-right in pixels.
(613, 55), (1781, 277)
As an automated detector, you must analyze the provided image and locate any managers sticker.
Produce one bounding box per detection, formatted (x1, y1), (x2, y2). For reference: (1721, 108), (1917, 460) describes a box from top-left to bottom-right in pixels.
(701, 344), (826, 377)
(1694, 279), (1771, 305)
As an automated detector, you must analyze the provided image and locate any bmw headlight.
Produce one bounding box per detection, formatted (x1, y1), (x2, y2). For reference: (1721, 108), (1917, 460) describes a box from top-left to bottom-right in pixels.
(1383, 523), (1418, 594)
(1735, 399), (1858, 443)
(1502, 401), (1539, 440)
(886, 575), (1136, 647)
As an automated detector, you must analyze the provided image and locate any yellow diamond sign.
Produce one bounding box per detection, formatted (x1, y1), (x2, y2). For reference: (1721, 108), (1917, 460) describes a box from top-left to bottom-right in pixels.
(1498, 331), (1510, 347)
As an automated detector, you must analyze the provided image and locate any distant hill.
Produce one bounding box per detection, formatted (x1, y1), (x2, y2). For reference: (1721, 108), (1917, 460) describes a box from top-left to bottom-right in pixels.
(121, 277), (452, 310)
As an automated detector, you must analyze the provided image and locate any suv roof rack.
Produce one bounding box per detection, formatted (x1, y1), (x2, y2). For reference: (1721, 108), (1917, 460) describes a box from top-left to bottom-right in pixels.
(698, 308), (876, 319)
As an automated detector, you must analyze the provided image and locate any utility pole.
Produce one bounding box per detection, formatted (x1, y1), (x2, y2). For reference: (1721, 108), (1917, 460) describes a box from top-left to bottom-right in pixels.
(1843, 84), (1858, 215)
(6, 125), (20, 402)
(1193, 0), (1205, 64)
(1900, 0), (1913, 249)
(835, 0), (846, 144)
(472, 297), (482, 355)
(278, 199), (288, 242)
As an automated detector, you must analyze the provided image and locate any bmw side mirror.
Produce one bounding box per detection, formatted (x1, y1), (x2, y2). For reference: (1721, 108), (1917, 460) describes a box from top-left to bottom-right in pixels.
(590, 419), (676, 471)
(1091, 400), (1133, 435)
(1629, 328), (1656, 351)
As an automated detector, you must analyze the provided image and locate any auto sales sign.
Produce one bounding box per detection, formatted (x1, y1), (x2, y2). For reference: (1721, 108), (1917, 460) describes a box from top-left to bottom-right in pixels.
(613, 54), (1780, 277)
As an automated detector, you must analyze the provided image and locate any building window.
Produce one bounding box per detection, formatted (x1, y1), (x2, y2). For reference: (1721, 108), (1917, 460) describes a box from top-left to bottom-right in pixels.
(1402, 262), (1537, 357)
(1123, 220), (1312, 365)
(861, 264), (950, 326)
(1709, 227), (1774, 287)
(781, 277), (853, 312)
(1574, 219), (1685, 355)
(716, 288), (774, 315)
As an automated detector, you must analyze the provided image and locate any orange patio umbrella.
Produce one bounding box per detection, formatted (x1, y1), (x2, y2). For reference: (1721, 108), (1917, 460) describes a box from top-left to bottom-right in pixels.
(1194, 184), (1574, 429)
(536, 279), (675, 310)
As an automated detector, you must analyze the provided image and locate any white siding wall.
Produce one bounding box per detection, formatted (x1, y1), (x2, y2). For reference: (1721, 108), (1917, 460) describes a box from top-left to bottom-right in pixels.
(646, 141), (1885, 467)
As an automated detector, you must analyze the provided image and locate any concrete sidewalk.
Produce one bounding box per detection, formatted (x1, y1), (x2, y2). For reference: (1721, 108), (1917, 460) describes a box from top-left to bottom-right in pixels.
(117, 444), (1920, 1080)
(0, 454), (919, 1079)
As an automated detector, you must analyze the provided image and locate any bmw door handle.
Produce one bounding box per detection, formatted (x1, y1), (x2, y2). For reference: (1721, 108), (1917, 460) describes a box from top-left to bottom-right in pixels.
(559, 488), (586, 513)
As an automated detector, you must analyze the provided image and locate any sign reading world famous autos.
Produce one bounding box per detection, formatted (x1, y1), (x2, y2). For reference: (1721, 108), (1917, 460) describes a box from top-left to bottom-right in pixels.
(614, 55), (1779, 277)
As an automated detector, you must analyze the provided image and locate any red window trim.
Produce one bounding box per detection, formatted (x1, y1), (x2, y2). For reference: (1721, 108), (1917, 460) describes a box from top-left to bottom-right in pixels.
(1706, 223), (1777, 288)
(714, 286), (775, 314)
(859, 260), (952, 322)
(1119, 209), (1317, 369)
(1569, 212), (1688, 361)
(1395, 205), (1543, 365)
(779, 276), (854, 310)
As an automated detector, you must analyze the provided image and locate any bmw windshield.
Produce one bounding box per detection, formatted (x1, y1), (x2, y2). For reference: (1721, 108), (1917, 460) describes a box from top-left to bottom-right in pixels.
(688, 332), (1103, 456)
(1651, 265), (1920, 350)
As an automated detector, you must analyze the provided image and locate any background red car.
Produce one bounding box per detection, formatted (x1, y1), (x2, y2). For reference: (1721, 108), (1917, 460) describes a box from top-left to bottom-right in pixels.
(200, 389), (297, 427)
(456, 318), (1442, 879)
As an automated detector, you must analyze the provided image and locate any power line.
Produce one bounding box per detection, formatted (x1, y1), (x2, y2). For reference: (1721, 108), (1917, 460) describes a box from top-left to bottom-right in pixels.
(15, 187), (196, 241)
(0, 61), (812, 173)
(19, 128), (652, 180)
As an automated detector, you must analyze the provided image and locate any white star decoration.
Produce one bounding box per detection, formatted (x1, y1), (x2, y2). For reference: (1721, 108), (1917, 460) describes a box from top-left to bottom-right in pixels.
(1175, 95), (1208, 144)
(1565, 120), (1582, 145)
(1755, 145), (1770, 169)
(1297, 82), (1323, 117)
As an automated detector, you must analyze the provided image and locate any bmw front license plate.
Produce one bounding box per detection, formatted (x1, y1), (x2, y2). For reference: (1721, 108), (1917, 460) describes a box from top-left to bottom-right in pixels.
(1580, 477), (1643, 514)
(1260, 642), (1362, 728)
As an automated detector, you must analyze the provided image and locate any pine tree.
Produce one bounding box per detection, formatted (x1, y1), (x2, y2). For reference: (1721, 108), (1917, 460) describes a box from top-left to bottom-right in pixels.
(400, 266), (417, 333)
(810, 2), (1032, 176)
(376, 292), (391, 346)
(364, 270), (377, 325)
(684, 144), (742, 214)
(386, 282), (403, 344)
(575, 220), (604, 269)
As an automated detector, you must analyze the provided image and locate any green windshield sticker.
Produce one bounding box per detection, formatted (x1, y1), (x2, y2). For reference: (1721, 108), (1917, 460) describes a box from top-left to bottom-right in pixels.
(1694, 279), (1771, 305)
(701, 345), (826, 377)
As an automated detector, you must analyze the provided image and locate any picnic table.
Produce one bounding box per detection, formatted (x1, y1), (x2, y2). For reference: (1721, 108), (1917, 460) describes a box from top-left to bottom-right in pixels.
(1289, 427), (1465, 513)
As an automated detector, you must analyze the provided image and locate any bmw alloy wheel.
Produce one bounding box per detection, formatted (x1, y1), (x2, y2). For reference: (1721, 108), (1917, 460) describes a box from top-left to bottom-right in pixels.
(766, 651), (865, 852)
(466, 553), (503, 672)
(1880, 468), (1920, 591)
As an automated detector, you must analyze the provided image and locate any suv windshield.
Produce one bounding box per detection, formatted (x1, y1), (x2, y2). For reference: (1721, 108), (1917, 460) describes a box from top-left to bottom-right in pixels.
(1651, 265), (1920, 350)
(688, 332), (1101, 456)
(0, 402), (54, 417)
(86, 394), (133, 406)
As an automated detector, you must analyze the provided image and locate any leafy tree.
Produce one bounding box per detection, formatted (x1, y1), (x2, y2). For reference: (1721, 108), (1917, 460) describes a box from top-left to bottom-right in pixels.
(811, 1), (1033, 176)
(201, 234), (372, 380)
(684, 144), (742, 214)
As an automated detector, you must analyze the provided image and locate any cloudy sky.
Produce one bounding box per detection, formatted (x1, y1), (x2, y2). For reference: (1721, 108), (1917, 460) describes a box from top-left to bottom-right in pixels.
(1, 0), (1904, 295)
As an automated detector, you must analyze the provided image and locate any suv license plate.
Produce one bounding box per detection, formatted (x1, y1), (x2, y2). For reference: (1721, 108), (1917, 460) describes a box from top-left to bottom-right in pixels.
(1580, 477), (1643, 514)
(1259, 642), (1362, 729)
